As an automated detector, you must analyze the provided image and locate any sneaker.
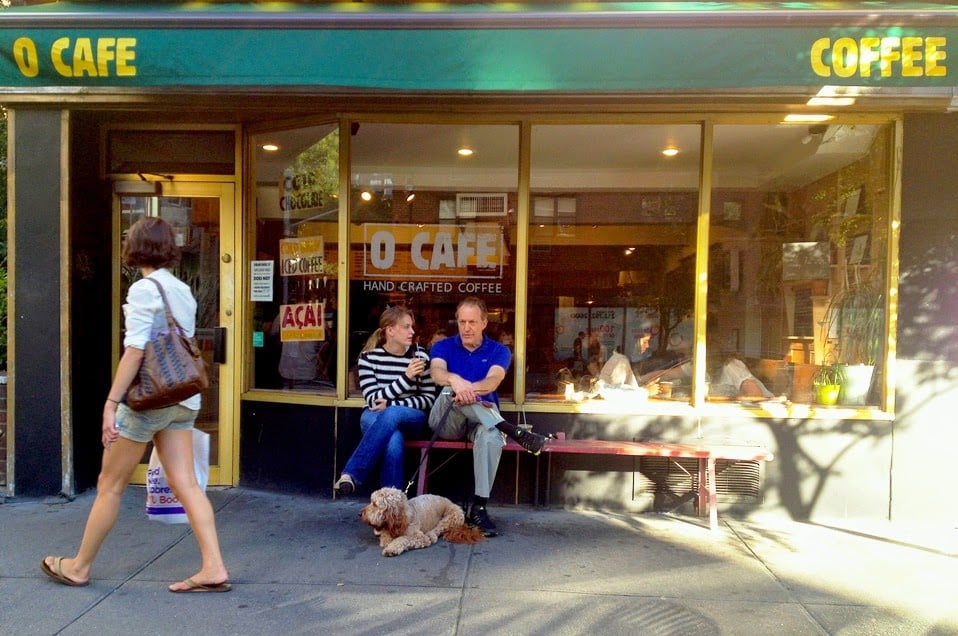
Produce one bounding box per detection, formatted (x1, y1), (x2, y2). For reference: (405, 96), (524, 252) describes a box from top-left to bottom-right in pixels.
(496, 421), (549, 456)
(512, 427), (548, 456)
(467, 505), (499, 537)
(334, 474), (355, 497)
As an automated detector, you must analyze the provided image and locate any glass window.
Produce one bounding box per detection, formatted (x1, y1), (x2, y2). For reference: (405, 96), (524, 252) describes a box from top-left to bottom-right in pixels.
(348, 123), (519, 398)
(249, 124), (340, 394)
(708, 122), (891, 407)
(528, 124), (701, 401)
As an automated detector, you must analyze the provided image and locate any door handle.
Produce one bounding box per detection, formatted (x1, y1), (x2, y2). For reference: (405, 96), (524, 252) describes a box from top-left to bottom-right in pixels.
(213, 327), (227, 364)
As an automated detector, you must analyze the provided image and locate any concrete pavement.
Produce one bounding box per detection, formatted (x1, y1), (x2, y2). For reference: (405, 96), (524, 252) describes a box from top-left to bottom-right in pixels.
(1, 487), (955, 635)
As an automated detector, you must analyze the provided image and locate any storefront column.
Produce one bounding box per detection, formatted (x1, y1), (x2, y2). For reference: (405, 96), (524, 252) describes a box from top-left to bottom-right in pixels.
(9, 108), (69, 496)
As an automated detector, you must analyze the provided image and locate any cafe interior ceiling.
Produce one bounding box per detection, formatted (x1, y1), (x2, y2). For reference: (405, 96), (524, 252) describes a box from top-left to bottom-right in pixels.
(255, 121), (878, 196)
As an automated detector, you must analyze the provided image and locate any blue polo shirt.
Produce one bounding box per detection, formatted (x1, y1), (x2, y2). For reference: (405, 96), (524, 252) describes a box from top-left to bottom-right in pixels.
(431, 334), (512, 407)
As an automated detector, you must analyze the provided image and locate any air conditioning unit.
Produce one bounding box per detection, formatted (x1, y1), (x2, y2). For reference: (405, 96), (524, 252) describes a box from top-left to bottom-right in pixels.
(456, 193), (508, 218)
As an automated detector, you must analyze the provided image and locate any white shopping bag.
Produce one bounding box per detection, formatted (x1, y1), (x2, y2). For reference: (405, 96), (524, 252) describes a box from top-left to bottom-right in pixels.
(145, 429), (210, 524)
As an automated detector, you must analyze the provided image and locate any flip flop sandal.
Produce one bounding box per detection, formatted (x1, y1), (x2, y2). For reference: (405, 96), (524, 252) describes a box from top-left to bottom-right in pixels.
(40, 557), (89, 587)
(169, 577), (232, 593)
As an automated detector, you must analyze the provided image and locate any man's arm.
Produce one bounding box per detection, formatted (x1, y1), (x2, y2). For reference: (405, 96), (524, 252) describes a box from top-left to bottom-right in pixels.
(431, 356), (506, 404)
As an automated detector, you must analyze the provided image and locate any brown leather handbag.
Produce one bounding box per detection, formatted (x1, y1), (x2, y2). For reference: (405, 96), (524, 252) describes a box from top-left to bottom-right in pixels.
(126, 278), (209, 411)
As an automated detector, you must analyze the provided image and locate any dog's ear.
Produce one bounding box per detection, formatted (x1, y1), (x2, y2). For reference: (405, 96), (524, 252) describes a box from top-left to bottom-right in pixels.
(381, 490), (409, 537)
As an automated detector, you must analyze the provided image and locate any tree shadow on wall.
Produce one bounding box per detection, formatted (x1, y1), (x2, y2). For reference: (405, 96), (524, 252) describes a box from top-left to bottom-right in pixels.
(553, 412), (900, 522)
(898, 227), (958, 364)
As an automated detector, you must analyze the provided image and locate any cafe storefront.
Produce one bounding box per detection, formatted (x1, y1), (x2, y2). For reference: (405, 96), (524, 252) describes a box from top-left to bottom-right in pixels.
(2, 2), (957, 525)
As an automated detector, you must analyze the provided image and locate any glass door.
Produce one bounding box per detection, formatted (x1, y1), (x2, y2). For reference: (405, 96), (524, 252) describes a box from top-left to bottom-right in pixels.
(116, 181), (237, 486)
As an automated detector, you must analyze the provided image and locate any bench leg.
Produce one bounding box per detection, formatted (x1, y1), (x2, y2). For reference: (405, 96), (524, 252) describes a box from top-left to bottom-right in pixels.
(696, 457), (719, 531)
(417, 448), (429, 495)
(707, 457), (718, 531)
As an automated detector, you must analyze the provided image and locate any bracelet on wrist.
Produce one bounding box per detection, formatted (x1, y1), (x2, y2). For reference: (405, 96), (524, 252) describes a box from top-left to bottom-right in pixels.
(106, 398), (120, 405)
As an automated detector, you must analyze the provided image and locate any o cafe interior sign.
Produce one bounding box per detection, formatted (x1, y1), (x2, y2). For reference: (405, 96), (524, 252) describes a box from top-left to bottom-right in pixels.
(363, 223), (505, 279)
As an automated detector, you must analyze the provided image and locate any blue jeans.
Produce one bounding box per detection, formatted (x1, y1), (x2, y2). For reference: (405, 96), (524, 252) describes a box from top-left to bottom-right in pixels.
(342, 405), (427, 490)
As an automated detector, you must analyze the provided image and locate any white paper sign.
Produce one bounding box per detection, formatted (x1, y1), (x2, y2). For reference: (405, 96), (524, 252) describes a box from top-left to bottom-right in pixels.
(251, 260), (274, 302)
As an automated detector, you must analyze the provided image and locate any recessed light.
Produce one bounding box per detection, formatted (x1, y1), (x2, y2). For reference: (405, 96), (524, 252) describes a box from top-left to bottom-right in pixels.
(360, 191), (372, 201)
(262, 143), (279, 152)
(662, 146), (679, 157)
(783, 114), (835, 123)
(457, 147), (474, 157)
(807, 97), (855, 106)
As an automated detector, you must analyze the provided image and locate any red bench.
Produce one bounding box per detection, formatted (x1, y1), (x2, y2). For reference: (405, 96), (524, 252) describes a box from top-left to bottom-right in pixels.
(405, 433), (774, 531)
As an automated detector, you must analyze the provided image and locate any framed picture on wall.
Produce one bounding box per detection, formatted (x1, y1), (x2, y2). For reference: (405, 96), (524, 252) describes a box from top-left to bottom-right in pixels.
(849, 233), (870, 264)
(843, 187), (862, 217)
(782, 241), (831, 280)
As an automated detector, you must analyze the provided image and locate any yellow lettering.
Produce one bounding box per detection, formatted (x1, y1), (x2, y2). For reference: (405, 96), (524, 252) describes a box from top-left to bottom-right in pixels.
(72, 37), (97, 77)
(858, 37), (880, 77)
(115, 37), (137, 76)
(926, 36), (947, 77)
(810, 37), (831, 77)
(50, 37), (72, 77)
(901, 36), (924, 77)
(878, 37), (901, 77)
(96, 38), (115, 77)
(810, 34), (947, 80)
(12, 37), (39, 78)
(832, 37), (858, 78)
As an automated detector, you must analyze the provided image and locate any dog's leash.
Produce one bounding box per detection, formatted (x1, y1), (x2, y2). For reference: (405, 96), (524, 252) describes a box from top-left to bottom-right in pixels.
(404, 394), (455, 495)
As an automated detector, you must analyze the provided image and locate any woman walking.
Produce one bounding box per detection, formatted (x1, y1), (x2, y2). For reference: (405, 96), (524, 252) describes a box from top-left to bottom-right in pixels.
(335, 306), (436, 495)
(41, 216), (230, 593)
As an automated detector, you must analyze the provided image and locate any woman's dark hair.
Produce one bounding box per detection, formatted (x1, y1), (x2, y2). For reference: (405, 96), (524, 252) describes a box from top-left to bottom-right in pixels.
(122, 217), (181, 268)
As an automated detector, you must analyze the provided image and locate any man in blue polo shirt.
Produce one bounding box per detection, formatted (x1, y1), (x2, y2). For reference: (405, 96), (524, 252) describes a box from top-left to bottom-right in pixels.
(428, 296), (548, 537)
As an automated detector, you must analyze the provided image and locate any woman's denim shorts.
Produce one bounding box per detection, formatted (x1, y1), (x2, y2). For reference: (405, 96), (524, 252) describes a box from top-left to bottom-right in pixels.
(115, 403), (198, 443)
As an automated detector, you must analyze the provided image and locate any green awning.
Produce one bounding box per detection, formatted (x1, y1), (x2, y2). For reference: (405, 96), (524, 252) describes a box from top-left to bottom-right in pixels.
(0, 2), (955, 92)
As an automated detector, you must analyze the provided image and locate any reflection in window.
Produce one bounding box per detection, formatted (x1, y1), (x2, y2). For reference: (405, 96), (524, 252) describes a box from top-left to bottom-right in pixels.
(348, 123), (519, 398)
(250, 124), (340, 393)
(708, 123), (891, 407)
(528, 124), (701, 401)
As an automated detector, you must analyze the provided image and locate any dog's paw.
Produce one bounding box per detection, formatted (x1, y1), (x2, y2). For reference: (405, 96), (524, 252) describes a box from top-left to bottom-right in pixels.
(382, 546), (403, 557)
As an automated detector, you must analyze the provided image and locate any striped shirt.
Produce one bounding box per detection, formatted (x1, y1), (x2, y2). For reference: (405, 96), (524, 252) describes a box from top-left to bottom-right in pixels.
(357, 346), (437, 411)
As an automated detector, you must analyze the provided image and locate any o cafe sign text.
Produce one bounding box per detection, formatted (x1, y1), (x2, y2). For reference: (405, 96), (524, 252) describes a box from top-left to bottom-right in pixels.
(363, 223), (505, 279)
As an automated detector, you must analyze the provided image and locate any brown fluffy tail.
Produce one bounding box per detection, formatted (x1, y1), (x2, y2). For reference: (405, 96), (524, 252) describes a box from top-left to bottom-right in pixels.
(443, 524), (487, 544)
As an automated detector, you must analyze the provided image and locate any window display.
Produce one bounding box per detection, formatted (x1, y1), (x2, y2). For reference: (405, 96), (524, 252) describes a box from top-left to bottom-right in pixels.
(250, 124), (340, 393)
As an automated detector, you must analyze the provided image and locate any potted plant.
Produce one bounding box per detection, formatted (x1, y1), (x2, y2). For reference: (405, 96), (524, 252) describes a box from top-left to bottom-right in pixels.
(811, 362), (842, 405)
(820, 279), (884, 405)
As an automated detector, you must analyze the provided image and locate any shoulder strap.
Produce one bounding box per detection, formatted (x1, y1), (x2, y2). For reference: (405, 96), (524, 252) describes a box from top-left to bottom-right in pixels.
(142, 276), (185, 333)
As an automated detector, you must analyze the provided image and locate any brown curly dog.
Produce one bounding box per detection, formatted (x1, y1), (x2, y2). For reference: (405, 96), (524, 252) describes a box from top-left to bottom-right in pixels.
(359, 487), (486, 556)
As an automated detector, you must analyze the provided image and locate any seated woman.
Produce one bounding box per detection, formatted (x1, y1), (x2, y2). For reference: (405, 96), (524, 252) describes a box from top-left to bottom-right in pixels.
(334, 306), (436, 496)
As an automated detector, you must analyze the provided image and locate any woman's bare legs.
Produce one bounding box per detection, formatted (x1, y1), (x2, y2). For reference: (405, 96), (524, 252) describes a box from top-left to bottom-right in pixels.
(42, 436), (146, 585)
(153, 428), (229, 591)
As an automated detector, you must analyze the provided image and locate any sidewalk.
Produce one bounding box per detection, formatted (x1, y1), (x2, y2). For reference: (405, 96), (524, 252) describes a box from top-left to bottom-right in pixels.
(1, 487), (955, 635)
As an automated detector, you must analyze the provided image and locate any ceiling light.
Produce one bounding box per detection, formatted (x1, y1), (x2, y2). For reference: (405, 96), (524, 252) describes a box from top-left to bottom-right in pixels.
(807, 96), (855, 106)
(662, 146), (679, 157)
(360, 191), (372, 201)
(457, 147), (474, 157)
(261, 143), (279, 152)
(405, 191), (416, 202)
(783, 114), (834, 123)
